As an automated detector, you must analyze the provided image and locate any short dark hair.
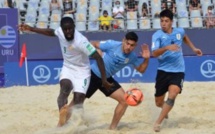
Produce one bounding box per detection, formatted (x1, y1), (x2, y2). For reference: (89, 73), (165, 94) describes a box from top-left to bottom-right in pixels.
(142, 2), (147, 8)
(60, 17), (75, 27)
(115, 0), (120, 3)
(208, 6), (213, 10)
(160, 9), (173, 20)
(103, 10), (108, 14)
(125, 32), (138, 42)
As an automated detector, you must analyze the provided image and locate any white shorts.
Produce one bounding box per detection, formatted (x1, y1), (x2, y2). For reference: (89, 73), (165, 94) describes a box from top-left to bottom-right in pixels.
(59, 66), (91, 94)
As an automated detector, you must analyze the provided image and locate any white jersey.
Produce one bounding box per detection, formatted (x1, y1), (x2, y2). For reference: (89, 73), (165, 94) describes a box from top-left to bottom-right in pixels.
(54, 28), (96, 76)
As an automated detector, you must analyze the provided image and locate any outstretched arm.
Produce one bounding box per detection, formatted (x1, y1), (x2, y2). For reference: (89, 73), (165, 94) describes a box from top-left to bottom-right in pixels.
(183, 35), (203, 56)
(18, 24), (55, 36)
(91, 51), (113, 89)
(135, 44), (150, 73)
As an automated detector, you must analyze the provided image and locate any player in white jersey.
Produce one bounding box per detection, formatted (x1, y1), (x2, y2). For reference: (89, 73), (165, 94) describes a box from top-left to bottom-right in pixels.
(18, 17), (112, 127)
(151, 9), (202, 132)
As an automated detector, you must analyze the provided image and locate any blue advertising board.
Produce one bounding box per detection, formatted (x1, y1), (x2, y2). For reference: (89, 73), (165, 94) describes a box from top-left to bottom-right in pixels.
(0, 73), (4, 86)
(19, 29), (215, 60)
(0, 9), (19, 73)
(4, 56), (215, 87)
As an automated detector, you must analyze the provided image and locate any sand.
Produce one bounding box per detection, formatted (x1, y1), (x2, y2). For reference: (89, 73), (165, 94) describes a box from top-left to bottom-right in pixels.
(0, 82), (215, 134)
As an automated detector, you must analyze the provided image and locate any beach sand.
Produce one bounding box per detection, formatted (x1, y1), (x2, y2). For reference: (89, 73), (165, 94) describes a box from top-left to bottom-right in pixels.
(0, 82), (215, 134)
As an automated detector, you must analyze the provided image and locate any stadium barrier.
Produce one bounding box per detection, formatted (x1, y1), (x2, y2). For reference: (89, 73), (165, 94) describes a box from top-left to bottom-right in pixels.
(4, 55), (215, 87)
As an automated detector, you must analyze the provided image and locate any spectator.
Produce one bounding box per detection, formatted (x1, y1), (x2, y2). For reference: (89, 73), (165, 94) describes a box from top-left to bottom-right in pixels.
(3, 0), (16, 8)
(98, 10), (114, 31)
(112, 0), (125, 29)
(50, 0), (61, 14)
(141, 2), (149, 18)
(162, 0), (176, 16)
(113, 0), (125, 19)
(125, 0), (138, 12)
(189, 0), (201, 13)
(204, 6), (215, 29)
(63, 0), (76, 18)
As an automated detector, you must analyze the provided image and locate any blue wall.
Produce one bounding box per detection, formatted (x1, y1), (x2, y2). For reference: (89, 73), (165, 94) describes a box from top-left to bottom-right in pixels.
(1, 9), (215, 87)
(4, 55), (215, 87)
(5, 27), (215, 87)
(19, 29), (215, 60)
(0, 9), (19, 73)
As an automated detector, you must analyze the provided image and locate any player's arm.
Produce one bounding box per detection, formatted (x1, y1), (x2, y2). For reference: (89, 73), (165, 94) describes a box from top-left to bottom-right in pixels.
(183, 35), (202, 56)
(151, 34), (168, 57)
(153, 44), (180, 57)
(152, 47), (168, 57)
(152, 36), (179, 57)
(91, 51), (113, 89)
(90, 41), (100, 49)
(18, 24), (55, 36)
(135, 44), (150, 73)
(90, 41), (103, 56)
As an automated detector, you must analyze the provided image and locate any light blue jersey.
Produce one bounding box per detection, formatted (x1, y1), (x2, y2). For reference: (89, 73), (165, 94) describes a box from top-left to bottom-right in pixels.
(151, 28), (185, 72)
(91, 40), (142, 78)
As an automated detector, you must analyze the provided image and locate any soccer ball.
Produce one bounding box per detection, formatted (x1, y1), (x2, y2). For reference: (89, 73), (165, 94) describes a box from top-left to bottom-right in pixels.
(124, 88), (144, 106)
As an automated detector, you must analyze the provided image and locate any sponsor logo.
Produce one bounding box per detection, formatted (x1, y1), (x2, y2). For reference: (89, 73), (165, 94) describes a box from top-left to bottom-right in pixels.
(32, 65), (51, 83)
(114, 66), (143, 77)
(200, 60), (215, 78)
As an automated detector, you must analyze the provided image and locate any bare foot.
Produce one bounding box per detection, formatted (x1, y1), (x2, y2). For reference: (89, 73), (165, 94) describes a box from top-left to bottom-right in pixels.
(153, 123), (161, 132)
(57, 104), (69, 127)
(109, 126), (117, 130)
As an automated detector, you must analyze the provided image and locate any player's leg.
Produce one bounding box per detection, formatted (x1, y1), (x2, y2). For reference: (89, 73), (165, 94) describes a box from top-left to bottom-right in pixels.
(155, 94), (169, 119)
(85, 70), (103, 99)
(57, 79), (73, 127)
(154, 70), (169, 116)
(66, 75), (91, 124)
(73, 92), (86, 106)
(109, 87), (128, 129)
(57, 79), (73, 110)
(155, 94), (166, 108)
(99, 77), (124, 129)
(70, 92), (86, 118)
(61, 92), (87, 126)
(154, 72), (184, 132)
(153, 70), (169, 132)
(154, 85), (180, 132)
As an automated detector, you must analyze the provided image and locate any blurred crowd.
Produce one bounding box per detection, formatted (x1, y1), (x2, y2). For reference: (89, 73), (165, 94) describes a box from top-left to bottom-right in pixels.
(1, 0), (215, 31)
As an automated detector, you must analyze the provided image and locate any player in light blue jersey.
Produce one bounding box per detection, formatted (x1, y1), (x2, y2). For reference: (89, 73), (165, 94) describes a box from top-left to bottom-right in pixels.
(84, 32), (150, 129)
(151, 9), (203, 132)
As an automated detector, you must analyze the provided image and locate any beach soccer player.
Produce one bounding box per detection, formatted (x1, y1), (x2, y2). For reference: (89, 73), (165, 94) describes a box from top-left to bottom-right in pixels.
(85, 32), (150, 129)
(18, 17), (112, 127)
(151, 9), (202, 132)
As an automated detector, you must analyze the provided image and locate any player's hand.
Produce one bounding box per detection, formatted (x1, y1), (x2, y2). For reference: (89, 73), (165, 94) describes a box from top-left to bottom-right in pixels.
(140, 44), (150, 59)
(102, 80), (114, 89)
(166, 44), (180, 51)
(193, 48), (203, 56)
(18, 24), (32, 32)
